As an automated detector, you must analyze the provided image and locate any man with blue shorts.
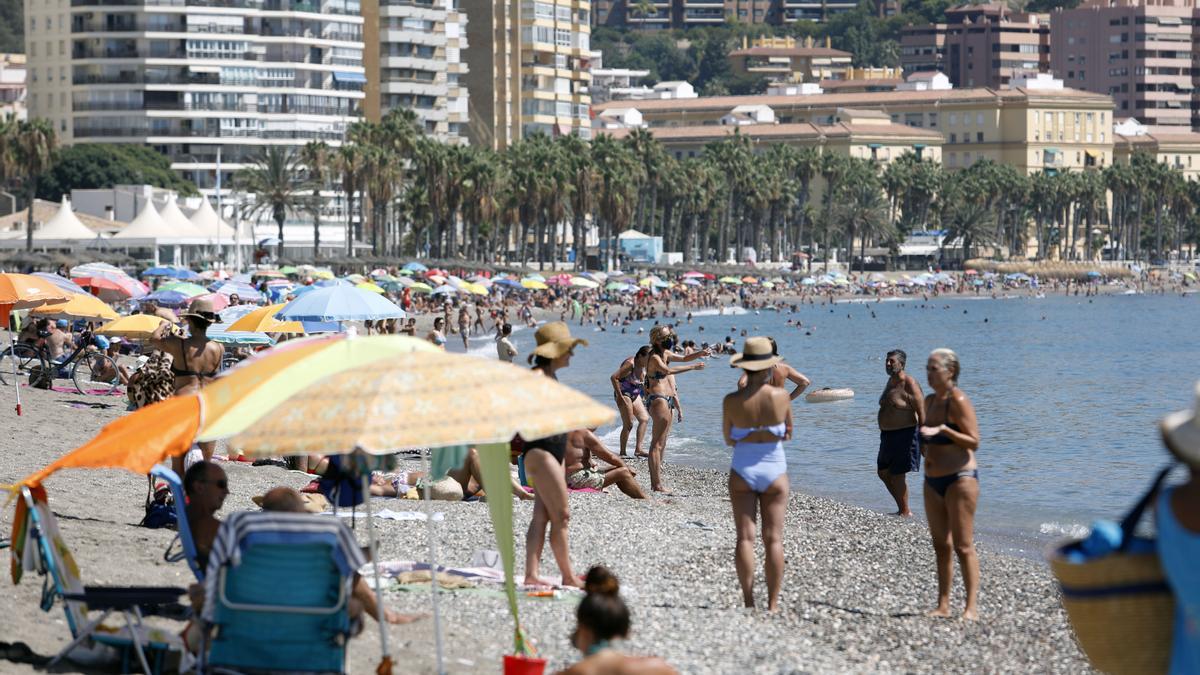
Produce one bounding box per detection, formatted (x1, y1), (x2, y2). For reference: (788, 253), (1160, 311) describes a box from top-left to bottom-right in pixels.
(877, 349), (925, 516)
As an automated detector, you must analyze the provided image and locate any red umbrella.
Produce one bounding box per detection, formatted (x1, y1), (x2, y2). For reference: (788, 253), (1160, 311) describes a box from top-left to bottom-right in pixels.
(74, 275), (148, 300)
(703, 273), (717, 281)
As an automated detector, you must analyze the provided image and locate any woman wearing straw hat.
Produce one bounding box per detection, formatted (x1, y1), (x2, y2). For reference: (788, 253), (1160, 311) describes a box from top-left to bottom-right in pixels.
(645, 325), (707, 493)
(918, 348), (981, 620)
(722, 336), (792, 611)
(150, 296), (224, 475)
(522, 321), (589, 588)
(1158, 383), (1200, 672)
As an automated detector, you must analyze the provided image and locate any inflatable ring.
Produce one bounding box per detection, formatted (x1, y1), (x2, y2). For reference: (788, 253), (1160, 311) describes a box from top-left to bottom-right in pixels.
(805, 387), (854, 403)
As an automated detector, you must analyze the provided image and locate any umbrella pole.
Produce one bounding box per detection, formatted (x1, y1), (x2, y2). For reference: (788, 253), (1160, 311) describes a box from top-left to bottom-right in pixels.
(10, 331), (21, 416)
(360, 473), (392, 673)
(420, 450), (446, 674)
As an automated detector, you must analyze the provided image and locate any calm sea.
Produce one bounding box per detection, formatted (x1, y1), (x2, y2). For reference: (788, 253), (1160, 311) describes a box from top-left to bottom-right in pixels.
(467, 291), (1200, 556)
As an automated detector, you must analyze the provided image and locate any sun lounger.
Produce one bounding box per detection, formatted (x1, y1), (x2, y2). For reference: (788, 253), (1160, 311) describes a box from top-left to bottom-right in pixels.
(150, 465), (205, 580)
(15, 486), (187, 675)
(200, 511), (366, 674)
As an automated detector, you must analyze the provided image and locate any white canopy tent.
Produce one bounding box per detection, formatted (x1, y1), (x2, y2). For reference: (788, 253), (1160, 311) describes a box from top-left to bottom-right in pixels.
(188, 198), (239, 245)
(0, 197), (107, 249)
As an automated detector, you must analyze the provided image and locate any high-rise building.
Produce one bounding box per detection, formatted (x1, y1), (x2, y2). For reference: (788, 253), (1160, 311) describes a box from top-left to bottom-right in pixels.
(1051, 0), (1197, 129)
(462, 0), (592, 149)
(592, 0), (855, 27)
(900, 3), (1050, 88)
(728, 36), (853, 84)
(27, 0), (367, 199)
(363, 0), (469, 143)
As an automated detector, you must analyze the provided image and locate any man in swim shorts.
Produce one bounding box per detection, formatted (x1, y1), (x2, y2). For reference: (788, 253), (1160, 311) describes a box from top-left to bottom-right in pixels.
(876, 349), (925, 516)
(563, 429), (647, 499)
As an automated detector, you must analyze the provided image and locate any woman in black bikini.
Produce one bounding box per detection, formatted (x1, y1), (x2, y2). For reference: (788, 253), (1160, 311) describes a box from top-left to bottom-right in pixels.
(610, 346), (651, 458)
(645, 325), (707, 493)
(522, 322), (588, 588)
(919, 348), (980, 620)
(150, 297), (224, 475)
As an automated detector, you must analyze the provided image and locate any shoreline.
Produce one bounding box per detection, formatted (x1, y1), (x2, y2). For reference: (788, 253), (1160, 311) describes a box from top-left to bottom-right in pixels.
(0, 384), (1091, 673)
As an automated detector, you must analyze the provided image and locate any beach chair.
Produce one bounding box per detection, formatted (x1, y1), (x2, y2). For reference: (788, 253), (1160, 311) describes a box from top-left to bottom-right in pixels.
(15, 485), (187, 675)
(151, 465), (205, 581)
(201, 511), (361, 674)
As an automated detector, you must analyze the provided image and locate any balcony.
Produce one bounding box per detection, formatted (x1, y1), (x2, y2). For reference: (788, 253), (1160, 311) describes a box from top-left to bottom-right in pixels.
(73, 125), (350, 141)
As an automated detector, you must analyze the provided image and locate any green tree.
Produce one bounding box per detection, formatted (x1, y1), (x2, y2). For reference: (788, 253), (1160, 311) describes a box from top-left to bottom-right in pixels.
(299, 141), (331, 260)
(37, 144), (198, 201)
(234, 147), (311, 260)
(0, 119), (57, 252)
(0, 0), (22, 53)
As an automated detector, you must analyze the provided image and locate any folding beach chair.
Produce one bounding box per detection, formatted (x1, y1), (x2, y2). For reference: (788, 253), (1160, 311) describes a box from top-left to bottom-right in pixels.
(152, 465), (206, 581)
(201, 511), (363, 674)
(15, 486), (187, 675)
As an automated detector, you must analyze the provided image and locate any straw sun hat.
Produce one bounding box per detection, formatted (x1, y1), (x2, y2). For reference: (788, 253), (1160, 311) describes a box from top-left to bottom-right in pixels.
(532, 321), (588, 360)
(730, 336), (783, 371)
(180, 296), (218, 324)
(1161, 382), (1200, 467)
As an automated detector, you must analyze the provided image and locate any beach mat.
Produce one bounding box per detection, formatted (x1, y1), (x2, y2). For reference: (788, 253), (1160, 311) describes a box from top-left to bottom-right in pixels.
(326, 509), (445, 522)
(21, 384), (124, 396)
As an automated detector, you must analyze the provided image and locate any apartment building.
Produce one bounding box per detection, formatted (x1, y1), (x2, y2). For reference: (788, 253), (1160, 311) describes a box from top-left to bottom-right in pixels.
(26, 0), (366, 200)
(593, 74), (1115, 174)
(1113, 118), (1200, 179)
(592, 0), (856, 28)
(1051, 0), (1198, 129)
(900, 3), (1050, 88)
(728, 36), (853, 84)
(462, 0), (592, 149)
(363, 0), (469, 143)
(0, 54), (26, 122)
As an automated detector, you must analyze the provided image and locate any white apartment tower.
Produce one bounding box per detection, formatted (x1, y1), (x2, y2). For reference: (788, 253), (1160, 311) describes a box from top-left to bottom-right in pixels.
(25, 0), (366, 197)
(365, 0), (469, 143)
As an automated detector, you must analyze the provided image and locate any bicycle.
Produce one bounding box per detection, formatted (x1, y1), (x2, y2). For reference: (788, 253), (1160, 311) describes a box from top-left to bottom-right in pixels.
(0, 331), (123, 395)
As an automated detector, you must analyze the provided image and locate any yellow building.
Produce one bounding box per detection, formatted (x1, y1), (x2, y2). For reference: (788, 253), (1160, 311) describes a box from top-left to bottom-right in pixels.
(600, 107), (943, 164)
(463, 0), (593, 149)
(593, 74), (1115, 175)
(1114, 128), (1200, 182)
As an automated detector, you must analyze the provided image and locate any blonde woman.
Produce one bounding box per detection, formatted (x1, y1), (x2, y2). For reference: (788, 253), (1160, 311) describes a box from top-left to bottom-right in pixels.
(919, 348), (981, 620)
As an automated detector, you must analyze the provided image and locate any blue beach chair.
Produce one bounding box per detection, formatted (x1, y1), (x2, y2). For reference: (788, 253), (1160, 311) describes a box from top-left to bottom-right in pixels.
(201, 511), (362, 674)
(16, 486), (187, 675)
(151, 465), (205, 581)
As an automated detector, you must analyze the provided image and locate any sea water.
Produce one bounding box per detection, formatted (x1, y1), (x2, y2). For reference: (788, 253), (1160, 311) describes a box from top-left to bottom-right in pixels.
(463, 292), (1200, 556)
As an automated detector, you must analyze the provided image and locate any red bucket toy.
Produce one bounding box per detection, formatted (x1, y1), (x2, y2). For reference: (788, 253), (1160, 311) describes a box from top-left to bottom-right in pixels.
(503, 655), (547, 675)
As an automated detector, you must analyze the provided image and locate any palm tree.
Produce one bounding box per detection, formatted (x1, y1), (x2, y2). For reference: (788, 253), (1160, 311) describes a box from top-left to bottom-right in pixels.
(557, 134), (595, 270)
(235, 146), (310, 260)
(333, 143), (363, 256)
(834, 179), (891, 274)
(0, 119), (57, 252)
(591, 133), (641, 271)
(944, 197), (996, 262)
(300, 141), (331, 260)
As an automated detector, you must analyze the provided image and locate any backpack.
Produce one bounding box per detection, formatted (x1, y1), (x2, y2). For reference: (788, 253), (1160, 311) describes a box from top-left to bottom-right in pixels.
(28, 365), (52, 390)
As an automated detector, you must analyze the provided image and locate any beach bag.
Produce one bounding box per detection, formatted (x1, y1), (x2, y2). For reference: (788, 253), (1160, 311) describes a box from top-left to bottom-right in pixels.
(317, 455), (366, 509)
(27, 365), (51, 390)
(128, 351), (175, 410)
(1047, 466), (1175, 675)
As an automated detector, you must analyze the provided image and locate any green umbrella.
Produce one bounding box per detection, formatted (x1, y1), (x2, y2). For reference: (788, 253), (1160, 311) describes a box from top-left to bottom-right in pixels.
(157, 281), (208, 297)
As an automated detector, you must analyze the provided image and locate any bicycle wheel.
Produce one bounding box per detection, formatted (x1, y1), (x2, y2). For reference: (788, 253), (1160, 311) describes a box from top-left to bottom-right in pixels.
(0, 344), (45, 386)
(72, 353), (120, 395)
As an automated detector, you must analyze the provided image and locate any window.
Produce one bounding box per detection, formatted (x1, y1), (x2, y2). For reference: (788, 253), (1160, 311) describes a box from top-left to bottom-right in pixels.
(555, 28), (570, 47)
(977, 132), (983, 142)
(556, 5), (571, 21)
(949, 132), (957, 143)
(949, 112), (958, 126)
(976, 113), (983, 125)
(927, 112), (937, 127)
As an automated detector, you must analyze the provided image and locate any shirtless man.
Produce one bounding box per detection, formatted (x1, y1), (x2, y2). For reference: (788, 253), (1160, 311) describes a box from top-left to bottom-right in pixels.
(45, 319), (74, 362)
(184, 461), (228, 572)
(563, 429), (647, 499)
(142, 299), (179, 325)
(150, 297), (224, 475)
(877, 349), (925, 516)
(736, 337), (811, 400)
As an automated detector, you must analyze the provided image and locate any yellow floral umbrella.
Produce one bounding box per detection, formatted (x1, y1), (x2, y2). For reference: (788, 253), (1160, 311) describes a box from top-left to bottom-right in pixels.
(30, 294), (119, 322)
(230, 352), (615, 456)
(96, 314), (169, 339)
(227, 303), (305, 334)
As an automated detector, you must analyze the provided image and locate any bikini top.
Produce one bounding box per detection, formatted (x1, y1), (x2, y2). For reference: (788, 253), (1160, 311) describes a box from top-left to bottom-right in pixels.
(730, 422), (787, 441)
(170, 337), (219, 379)
(922, 393), (961, 445)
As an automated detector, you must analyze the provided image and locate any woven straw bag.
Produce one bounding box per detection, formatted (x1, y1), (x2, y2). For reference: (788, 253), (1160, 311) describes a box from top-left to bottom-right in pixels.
(1048, 466), (1175, 675)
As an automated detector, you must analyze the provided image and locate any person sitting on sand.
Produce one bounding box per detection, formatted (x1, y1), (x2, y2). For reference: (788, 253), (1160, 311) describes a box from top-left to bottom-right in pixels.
(45, 319), (74, 361)
(1158, 384), (1200, 672)
(563, 429), (647, 499)
(368, 447), (532, 501)
(735, 337), (810, 401)
(877, 349), (925, 517)
(89, 336), (131, 385)
(722, 337), (792, 611)
(184, 461), (228, 571)
(557, 566), (676, 675)
(919, 348), (981, 620)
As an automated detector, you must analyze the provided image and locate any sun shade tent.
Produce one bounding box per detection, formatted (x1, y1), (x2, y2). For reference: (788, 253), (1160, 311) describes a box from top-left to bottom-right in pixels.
(188, 199), (238, 245)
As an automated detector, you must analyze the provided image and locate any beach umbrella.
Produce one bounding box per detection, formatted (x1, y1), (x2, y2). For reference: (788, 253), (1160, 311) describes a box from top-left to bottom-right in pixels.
(96, 314), (169, 339)
(431, 284), (458, 296)
(681, 271), (705, 279)
(718, 276), (742, 285)
(30, 272), (87, 296)
(211, 281), (263, 301)
(143, 289), (190, 307)
(356, 282), (387, 294)
(742, 276), (758, 284)
(142, 266), (191, 279)
(547, 274), (572, 286)
(30, 294), (119, 322)
(461, 283), (489, 296)
(69, 262), (126, 280)
(426, 274), (447, 286)
(278, 266), (299, 276)
(219, 304), (259, 324)
(495, 278), (523, 290)
(409, 282), (433, 293)
(345, 274), (366, 284)
(275, 285), (406, 323)
(682, 278), (702, 286)
(800, 277), (817, 286)
(0, 273), (70, 415)
(191, 293), (230, 312)
(1087, 270), (1102, 278)
(75, 275), (148, 301)
(570, 277), (599, 289)
(604, 281), (627, 291)
(310, 269), (335, 280)
(207, 323), (276, 347)
(761, 281), (775, 289)
(402, 261), (428, 273)
(316, 278), (353, 288)
(521, 279), (548, 290)
(157, 281), (208, 298)
(253, 269), (287, 279)
(524, 273), (545, 283)
(288, 284), (319, 298)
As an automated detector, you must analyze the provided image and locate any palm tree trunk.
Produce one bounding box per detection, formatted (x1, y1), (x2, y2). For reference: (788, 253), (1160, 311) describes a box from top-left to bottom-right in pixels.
(312, 189), (321, 260)
(24, 186), (35, 252)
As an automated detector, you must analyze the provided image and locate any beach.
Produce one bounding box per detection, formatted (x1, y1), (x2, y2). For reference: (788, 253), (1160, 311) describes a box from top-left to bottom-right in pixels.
(0, 384), (1092, 674)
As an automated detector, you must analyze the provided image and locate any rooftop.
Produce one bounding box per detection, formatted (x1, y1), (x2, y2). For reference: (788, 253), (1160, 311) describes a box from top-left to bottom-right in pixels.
(598, 120), (944, 143)
(0, 199), (125, 236)
(730, 46), (853, 59)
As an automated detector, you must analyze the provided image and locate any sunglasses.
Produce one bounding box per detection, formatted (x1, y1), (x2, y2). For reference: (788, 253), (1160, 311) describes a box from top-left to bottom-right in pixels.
(202, 479), (229, 490)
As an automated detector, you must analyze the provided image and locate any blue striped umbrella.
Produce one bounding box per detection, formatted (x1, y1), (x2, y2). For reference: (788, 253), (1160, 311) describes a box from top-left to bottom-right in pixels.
(274, 285), (406, 322)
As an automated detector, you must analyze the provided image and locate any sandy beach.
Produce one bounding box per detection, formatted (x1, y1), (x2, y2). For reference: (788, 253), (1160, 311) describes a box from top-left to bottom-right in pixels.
(0, 380), (1093, 674)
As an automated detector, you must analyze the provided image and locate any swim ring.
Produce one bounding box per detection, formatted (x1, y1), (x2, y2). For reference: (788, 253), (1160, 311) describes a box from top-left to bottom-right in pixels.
(805, 387), (855, 403)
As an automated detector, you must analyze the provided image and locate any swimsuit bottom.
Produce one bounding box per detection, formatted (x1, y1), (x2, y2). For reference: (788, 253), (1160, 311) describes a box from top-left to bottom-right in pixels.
(731, 441), (787, 493)
(645, 393), (677, 411)
(516, 433), (568, 464)
(925, 469), (978, 497)
(619, 380), (644, 400)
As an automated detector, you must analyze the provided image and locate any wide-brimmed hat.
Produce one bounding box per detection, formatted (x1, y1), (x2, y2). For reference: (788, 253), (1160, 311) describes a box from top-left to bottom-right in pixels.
(1161, 382), (1200, 466)
(730, 336), (783, 371)
(532, 321), (588, 359)
(180, 297), (218, 323)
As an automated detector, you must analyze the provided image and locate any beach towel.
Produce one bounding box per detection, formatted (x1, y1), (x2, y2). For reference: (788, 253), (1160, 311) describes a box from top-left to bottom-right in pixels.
(329, 509), (444, 522)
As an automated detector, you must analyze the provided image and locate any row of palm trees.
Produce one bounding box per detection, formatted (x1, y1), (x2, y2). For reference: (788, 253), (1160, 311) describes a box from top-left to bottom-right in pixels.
(239, 111), (1200, 268)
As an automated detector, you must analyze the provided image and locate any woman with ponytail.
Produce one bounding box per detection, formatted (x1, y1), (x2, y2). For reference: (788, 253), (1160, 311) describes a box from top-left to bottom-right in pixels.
(559, 566), (676, 675)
